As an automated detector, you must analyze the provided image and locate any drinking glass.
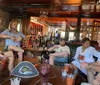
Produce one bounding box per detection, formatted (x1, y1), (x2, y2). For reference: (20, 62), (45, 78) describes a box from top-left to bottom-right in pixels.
(66, 74), (74, 85)
(15, 77), (21, 85)
(10, 78), (14, 85)
(61, 69), (67, 77)
(40, 59), (52, 85)
(64, 63), (70, 72)
(10, 77), (21, 85)
(81, 82), (91, 85)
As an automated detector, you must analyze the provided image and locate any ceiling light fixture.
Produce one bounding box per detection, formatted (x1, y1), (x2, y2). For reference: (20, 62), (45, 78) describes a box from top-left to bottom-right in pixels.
(40, 9), (48, 18)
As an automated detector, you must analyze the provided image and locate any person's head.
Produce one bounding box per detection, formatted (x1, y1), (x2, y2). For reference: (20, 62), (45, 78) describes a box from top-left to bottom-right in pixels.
(81, 31), (87, 39)
(59, 38), (66, 46)
(9, 19), (19, 32)
(82, 38), (91, 48)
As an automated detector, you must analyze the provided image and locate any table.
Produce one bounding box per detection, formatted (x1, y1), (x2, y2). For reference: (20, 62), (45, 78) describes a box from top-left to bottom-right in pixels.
(0, 65), (74, 85)
(23, 47), (47, 55)
(23, 47), (47, 62)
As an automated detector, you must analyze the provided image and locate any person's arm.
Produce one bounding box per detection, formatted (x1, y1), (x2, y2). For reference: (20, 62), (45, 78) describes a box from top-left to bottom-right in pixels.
(47, 45), (58, 51)
(0, 34), (16, 41)
(15, 32), (25, 42)
(0, 34), (11, 39)
(92, 47), (100, 59)
(81, 61), (100, 73)
(67, 46), (70, 56)
(88, 62), (100, 72)
(15, 37), (23, 42)
(0, 34), (16, 42)
(73, 47), (80, 60)
(0, 29), (14, 39)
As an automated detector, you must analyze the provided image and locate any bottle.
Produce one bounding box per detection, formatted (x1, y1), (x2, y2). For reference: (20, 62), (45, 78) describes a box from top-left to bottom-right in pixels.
(28, 36), (33, 48)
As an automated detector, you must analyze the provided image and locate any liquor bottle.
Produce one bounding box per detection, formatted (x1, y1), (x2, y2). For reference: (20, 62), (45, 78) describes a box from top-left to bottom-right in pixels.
(28, 36), (33, 48)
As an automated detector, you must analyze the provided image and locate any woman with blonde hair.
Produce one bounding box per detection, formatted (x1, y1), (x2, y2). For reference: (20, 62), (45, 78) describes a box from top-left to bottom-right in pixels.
(0, 19), (25, 63)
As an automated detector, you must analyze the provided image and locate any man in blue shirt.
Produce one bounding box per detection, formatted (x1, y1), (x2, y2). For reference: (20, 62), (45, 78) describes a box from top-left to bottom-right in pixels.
(0, 19), (25, 63)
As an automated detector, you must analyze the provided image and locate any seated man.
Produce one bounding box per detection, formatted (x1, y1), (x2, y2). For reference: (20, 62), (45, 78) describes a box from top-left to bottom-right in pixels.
(0, 19), (25, 63)
(0, 50), (14, 75)
(48, 38), (70, 65)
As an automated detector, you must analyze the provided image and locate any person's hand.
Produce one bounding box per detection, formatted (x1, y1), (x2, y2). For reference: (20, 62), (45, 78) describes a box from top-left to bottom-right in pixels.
(80, 62), (89, 69)
(95, 73), (100, 81)
(92, 79), (100, 85)
(15, 37), (22, 42)
(10, 36), (16, 41)
(54, 45), (59, 49)
(0, 53), (6, 60)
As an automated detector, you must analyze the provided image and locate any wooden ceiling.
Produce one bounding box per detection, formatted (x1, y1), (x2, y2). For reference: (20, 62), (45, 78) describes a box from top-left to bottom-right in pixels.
(0, 0), (99, 17)
(0, 0), (53, 5)
(0, 0), (100, 26)
(0, 0), (97, 5)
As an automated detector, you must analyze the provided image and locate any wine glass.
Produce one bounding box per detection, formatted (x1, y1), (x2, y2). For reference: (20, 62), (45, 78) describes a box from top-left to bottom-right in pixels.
(40, 59), (52, 85)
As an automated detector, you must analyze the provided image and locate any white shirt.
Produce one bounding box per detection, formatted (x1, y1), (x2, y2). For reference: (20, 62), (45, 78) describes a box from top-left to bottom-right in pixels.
(54, 45), (70, 55)
(72, 46), (100, 75)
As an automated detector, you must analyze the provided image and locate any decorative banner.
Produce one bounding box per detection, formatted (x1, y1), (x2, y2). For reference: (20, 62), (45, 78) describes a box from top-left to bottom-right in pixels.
(11, 61), (39, 78)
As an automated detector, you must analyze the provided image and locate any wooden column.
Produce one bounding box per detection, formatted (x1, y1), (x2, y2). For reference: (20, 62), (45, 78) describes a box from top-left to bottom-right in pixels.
(76, 6), (82, 40)
(76, 16), (81, 40)
(22, 16), (30, 35)
(65, 26), (69, 41)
